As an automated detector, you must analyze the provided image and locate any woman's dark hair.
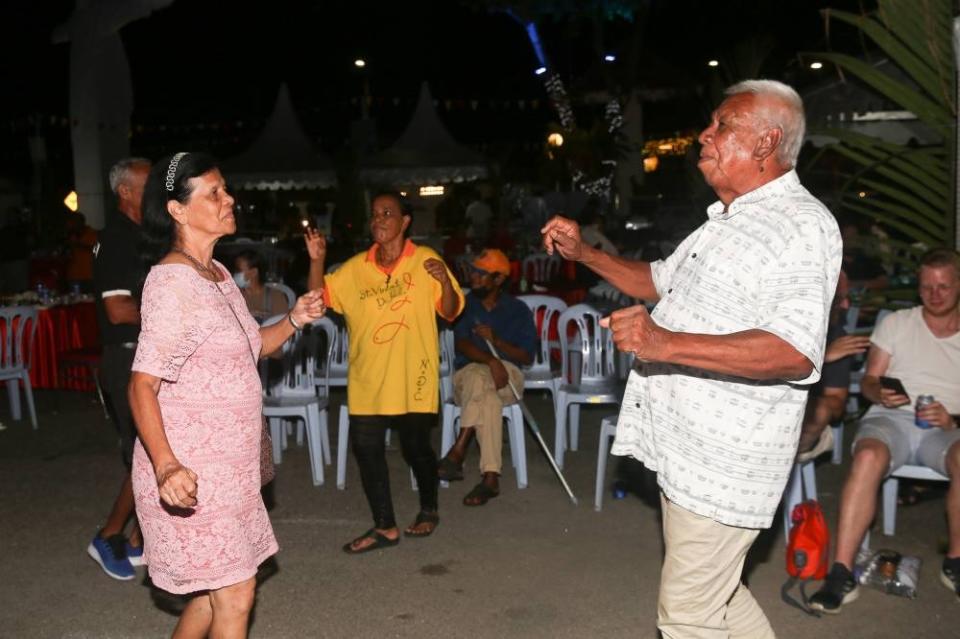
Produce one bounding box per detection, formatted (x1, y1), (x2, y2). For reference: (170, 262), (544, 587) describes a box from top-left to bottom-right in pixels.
(235, 249), (263, 274)
(140, 152), (220, 269)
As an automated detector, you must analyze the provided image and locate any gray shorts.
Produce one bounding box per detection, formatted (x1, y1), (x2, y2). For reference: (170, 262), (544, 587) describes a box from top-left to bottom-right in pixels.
(852, 405), (960, 475)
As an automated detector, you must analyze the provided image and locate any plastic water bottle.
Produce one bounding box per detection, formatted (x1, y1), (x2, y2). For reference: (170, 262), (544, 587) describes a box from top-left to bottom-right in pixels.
(612, 480), (628, 500)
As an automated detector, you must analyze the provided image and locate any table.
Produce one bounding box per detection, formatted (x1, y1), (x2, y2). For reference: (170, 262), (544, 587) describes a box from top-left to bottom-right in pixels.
(7, 302), (100, 391)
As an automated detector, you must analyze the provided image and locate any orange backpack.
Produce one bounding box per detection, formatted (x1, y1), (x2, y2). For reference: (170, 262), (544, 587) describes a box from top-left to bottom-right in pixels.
(781, 500), (830, 615)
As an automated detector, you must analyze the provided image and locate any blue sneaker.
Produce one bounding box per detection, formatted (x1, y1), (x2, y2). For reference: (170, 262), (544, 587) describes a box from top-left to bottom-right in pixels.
(125, 541), (144, 567)
(87, 533), (135, 580)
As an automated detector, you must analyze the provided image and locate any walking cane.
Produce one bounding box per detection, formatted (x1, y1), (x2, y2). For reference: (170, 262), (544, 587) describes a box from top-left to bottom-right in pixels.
(479, 334), (578, 505)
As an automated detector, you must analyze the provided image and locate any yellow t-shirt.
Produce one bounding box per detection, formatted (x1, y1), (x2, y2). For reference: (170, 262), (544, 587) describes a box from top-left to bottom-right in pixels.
(324, 240), (464, 415)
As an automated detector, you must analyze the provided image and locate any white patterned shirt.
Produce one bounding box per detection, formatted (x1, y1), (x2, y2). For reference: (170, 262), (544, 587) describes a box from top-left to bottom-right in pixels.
(611, 170), (842, 529)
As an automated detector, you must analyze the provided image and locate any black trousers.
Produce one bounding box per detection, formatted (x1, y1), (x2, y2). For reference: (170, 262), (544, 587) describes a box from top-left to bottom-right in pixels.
(101, 344), (137, 469)
(350, 413), (438, 530)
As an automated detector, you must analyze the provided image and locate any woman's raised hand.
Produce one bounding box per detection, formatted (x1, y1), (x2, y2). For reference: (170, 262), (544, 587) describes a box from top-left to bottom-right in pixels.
(304, 228), (326, 262)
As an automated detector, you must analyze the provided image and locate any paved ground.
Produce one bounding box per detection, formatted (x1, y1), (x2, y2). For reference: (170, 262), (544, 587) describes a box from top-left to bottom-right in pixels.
(1, 388), (958, 638)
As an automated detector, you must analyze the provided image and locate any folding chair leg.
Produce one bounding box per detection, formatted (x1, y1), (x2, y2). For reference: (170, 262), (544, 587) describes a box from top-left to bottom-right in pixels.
(6, 379), (22, 421)
(882, 476), (899, 536)
(305, 405), (324, 486)
(320, 410), (332, 465)
(22, 375), (37, 430)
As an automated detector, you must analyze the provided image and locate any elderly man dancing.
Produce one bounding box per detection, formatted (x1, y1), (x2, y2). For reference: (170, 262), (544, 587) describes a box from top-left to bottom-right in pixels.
(542, 80), (841, 638)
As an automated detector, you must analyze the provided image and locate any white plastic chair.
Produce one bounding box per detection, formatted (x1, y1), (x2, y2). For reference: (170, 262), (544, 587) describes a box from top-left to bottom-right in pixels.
(517, 295), (566, 409)
(261, 313), (331, 486)
(522, 252), (561, 285)
(265, 282), (296, 311)
(594, 415), (619, 510)
(554, 304), (623, 469)
(0, 306), (39, 429)
(880, 465), (949, 536)
(438, 327), (455, 404)
(440, 399), (527, 489)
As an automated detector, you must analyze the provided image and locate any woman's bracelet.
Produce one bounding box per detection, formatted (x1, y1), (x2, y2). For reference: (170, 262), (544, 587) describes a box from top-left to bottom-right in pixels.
(287, 313), (302, 330)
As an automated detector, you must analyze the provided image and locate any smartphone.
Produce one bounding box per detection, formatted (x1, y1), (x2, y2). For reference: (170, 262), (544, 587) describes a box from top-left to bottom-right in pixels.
(880, 376), (909, 398)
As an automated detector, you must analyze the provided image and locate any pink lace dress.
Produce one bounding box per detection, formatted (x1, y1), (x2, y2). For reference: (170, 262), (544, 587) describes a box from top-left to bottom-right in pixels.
(131, 262), (278, 594)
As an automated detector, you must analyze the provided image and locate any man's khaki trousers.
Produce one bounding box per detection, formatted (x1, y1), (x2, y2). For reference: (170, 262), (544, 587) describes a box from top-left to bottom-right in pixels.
(452, 362), (523, 474)
(658, 493), (776, 639)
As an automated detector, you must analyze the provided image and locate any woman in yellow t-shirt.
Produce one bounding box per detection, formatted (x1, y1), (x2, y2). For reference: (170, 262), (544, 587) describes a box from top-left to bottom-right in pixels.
(306, 191), (464, 553)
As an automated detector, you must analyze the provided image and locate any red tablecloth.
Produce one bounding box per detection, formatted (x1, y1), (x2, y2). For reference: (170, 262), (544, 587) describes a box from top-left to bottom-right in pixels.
(1, 302), (99, 390)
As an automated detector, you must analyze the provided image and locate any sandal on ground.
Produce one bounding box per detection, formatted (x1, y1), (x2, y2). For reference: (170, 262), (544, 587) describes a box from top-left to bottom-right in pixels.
(404, 511), (439, 538)
(437, 457), (464, 482)
(341, 528), (399, 555)
(463, 482), (499, 507)
(898, 481), (944, 507)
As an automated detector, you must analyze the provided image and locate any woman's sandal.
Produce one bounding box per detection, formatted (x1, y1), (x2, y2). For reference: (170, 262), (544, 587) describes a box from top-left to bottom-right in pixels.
(437, 457), (464, 482)
(463, 482), (499, 507)
(341, 529), (399, 554)
(404, 511), (439, 538)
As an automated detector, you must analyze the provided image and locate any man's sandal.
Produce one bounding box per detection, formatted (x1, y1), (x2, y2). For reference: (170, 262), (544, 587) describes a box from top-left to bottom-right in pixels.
(437, 457), (464, 482)
(463, 483), (499, 506)
(404, 511), (439, 538)
(341, 529), (399, 554)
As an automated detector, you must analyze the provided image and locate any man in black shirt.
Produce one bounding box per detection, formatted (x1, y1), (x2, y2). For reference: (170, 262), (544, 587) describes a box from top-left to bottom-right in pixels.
(797, 270), (870, 460)
(87, 157), (150, 581)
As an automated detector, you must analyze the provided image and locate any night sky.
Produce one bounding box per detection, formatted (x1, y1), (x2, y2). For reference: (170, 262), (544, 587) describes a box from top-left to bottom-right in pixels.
(0, 0), (868, 179)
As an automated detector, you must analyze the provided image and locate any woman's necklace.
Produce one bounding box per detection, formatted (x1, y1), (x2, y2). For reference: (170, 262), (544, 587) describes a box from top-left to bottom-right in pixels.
(172, 247), (220, 281)
(377, 246), (401, 285)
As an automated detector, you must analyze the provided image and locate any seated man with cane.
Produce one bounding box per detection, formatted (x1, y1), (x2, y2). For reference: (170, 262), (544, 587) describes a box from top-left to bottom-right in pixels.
(438, 248), (537, 506)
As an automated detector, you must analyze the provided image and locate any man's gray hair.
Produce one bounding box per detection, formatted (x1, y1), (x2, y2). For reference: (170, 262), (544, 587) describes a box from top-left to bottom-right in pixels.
(725, 79), (805, 168)
(108, 157), (151, 194)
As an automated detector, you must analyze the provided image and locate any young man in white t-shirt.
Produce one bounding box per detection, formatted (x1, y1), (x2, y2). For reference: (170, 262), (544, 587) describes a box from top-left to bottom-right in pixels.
(811, 248), (960, 612)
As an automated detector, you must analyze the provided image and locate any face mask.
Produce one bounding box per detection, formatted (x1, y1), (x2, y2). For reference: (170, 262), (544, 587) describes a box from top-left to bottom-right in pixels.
(233, 272), (249, 289)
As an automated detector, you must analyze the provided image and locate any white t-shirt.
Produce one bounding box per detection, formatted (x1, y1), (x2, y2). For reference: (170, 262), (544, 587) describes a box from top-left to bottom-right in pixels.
(611, 170), (843, 529)
(871, 306), (960, 414)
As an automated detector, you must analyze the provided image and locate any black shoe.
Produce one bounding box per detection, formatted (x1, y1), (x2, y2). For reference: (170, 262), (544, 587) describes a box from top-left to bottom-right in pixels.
(809, 562), (860, 614)
(941, 557), (960, 602)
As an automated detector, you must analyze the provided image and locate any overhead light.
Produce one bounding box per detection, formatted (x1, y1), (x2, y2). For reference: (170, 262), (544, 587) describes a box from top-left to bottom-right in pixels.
(858, 191), (867, 198)
(643, 156), (659, 173)
(534, 66), (547, 76)
(354, 58), (366, 68)
(419, 185), (445, 197)
(399, 190), (408, 197)
(63, 191), (78, 212)
(547, 132), (564, 147)
(657, 143), (673, 151)
(603, 54), (616, 62)
(707, 59), (719, 67)
(810, 61), (823, 70)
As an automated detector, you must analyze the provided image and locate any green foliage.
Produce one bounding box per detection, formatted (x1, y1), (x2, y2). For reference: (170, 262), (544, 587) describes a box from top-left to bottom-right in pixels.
(812, 0), (956, 251)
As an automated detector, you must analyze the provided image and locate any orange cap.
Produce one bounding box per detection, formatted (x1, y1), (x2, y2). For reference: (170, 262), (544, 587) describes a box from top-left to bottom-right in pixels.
(472, 248), (511, 276)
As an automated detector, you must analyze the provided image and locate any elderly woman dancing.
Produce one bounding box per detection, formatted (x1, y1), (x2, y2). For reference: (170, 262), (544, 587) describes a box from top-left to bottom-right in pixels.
(306, 191), (463, 553)
(129, 152), (325, 638)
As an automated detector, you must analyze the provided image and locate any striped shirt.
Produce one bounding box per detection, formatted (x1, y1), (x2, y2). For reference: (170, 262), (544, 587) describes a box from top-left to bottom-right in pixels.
(611, 170), (842, 529)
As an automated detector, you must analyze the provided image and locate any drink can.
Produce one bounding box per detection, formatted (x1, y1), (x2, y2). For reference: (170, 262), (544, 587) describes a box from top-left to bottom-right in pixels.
(915, 395), (935, 429)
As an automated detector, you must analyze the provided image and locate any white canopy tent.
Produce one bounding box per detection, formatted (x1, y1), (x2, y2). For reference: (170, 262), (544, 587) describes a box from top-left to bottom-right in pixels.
(222, 83), (337, 191)
(359, 82), (488, 187)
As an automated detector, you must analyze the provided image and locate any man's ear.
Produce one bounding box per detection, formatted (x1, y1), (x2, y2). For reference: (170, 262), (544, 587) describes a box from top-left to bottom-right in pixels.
(754, 126), (782, 162)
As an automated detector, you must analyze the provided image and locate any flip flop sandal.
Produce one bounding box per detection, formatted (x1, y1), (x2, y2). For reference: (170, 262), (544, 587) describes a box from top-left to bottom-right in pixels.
(342, 529), (399, 554)
(437, 457), (464, 482)
(404, 511), (439, 538)
(463, 482), (499, 507)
